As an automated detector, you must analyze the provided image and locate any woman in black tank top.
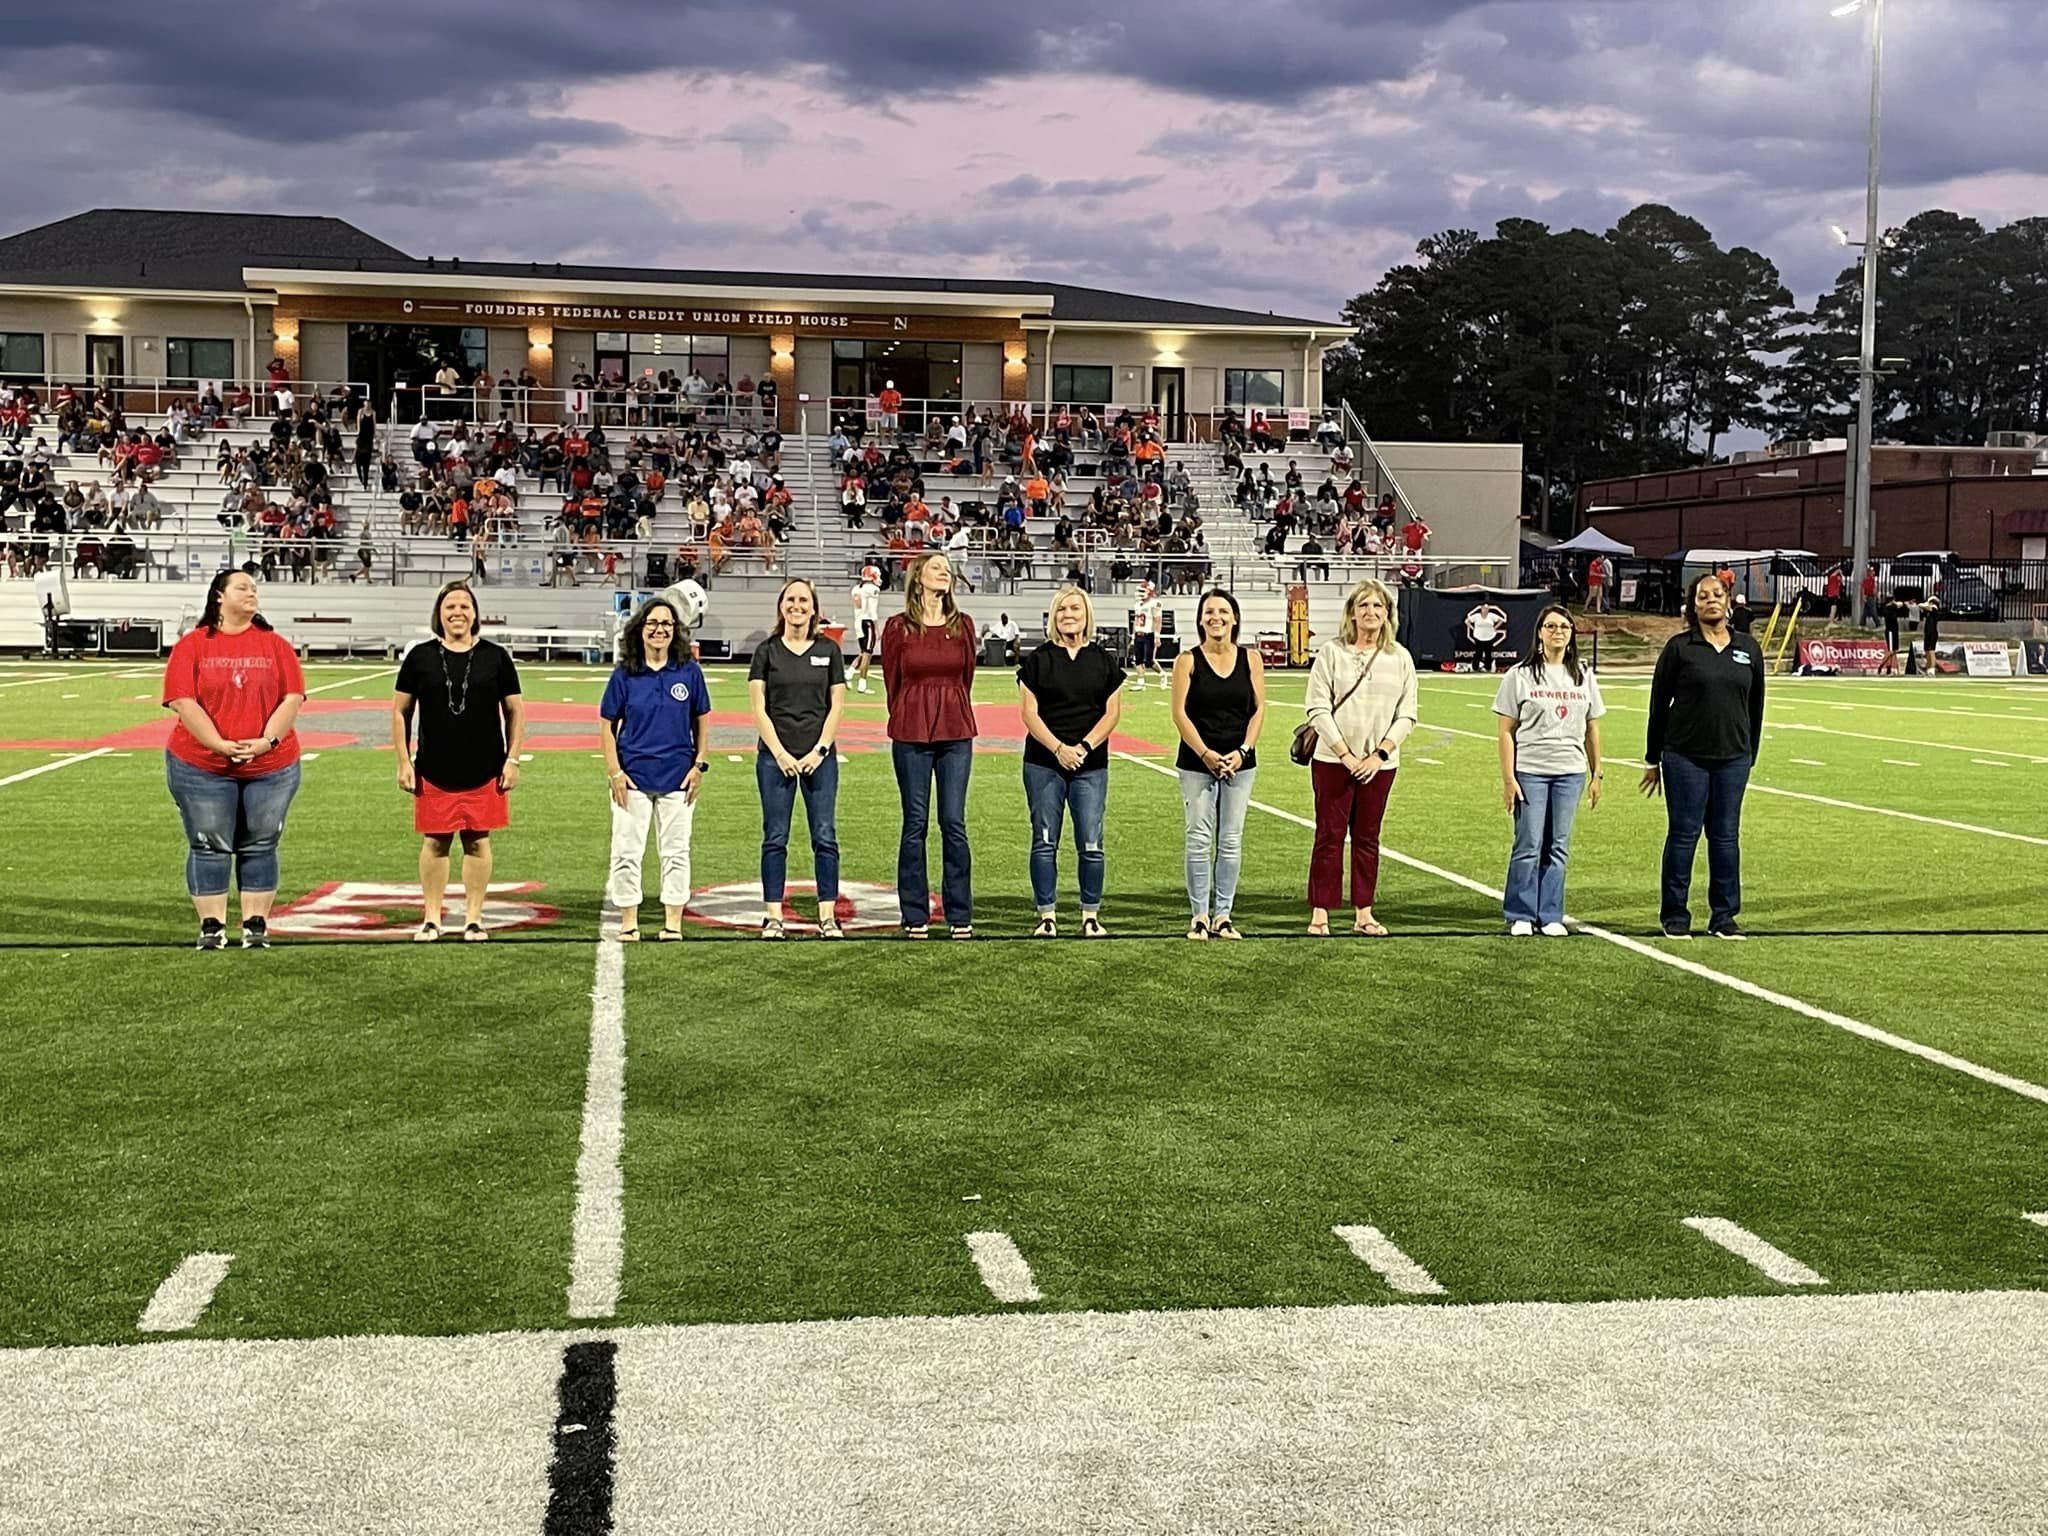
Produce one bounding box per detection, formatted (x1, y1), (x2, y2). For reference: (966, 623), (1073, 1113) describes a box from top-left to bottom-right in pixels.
(1169, 590), (1268, 940)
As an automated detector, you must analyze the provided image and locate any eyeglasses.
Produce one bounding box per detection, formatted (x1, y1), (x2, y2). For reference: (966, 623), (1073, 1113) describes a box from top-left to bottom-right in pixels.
(643, 621), (675, 631)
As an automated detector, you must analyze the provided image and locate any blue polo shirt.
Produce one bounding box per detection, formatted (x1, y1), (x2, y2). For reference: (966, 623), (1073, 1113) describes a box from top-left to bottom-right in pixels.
(600, 658), (713, 794)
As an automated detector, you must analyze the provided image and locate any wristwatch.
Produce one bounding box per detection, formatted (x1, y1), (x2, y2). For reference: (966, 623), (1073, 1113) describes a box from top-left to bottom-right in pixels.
(266, 736), (279, 751)
(1373, 747), (1390, 762)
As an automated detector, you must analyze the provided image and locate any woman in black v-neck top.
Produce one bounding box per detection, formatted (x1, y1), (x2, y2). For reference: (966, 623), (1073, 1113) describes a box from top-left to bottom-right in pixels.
(1169, 589), (1268, 940)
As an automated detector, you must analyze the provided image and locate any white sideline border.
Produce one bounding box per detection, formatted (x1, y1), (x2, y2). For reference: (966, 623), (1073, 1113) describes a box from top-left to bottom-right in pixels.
(137, 1252), (234, 1332)
(567, 939), (627, 1319)
(0, 746), (113, 788)
(1682, 1218), (1827, 1287)
(1112, 752), (2048, 1110)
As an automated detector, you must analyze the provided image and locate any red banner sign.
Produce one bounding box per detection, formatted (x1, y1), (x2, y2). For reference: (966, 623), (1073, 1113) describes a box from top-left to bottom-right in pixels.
(1798, 637), (1892, 672)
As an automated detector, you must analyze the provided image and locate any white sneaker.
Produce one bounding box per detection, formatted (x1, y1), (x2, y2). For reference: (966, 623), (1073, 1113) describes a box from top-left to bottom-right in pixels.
(1540, 922), (1570, 938)
(1132, 678), (1145, 690)
(1508, 920), (1535, 937)
(857, 678), (870, 693)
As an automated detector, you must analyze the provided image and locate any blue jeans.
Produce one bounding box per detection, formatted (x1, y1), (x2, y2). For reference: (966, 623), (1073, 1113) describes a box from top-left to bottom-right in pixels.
(164, 753), (301, 897)
(893, 739), (973, 927)
(757, 747), (840, 905)
(1178, 767), (1256, 921)
(1023, 762), (1107, 912)
(1660, 752), (1750, 932)
(1504, 771), (1585, 927)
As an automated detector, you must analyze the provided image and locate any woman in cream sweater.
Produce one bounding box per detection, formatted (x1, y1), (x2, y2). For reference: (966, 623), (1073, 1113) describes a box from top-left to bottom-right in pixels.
(1302, 578), (1420, 935)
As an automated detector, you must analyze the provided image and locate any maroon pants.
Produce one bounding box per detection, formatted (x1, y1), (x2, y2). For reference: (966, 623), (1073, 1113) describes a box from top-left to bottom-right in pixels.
(1309, 760), (1397, 910)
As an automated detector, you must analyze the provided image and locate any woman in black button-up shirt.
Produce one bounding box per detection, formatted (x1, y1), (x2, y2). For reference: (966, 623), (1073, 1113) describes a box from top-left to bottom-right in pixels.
(1641, 573), (1765, 940)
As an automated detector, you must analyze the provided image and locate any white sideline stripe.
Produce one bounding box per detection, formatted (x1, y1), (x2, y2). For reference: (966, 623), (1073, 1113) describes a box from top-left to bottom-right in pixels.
(1111, 753), (2048, 1108)
(0, 746), (114, 788)
(1596, 699), (2048, 763)
(137, 1252), (234, 1332)
(1682, 1219), (1827, 1287)
(567, 940), (627, 1319)
(2025, 1212), (2048, 1232)
(1332, 1225), (1447, 1295)
(0, 672), (85, 690)
(302, 669), (388, 697)
(965, 1231), (1042, 1303)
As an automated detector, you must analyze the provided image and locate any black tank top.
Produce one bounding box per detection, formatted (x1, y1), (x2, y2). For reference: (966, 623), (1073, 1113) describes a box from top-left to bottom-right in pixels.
(1178, 645), (1257, 772)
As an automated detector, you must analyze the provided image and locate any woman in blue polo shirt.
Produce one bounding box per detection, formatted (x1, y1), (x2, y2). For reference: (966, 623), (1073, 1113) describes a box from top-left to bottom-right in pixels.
(600, 598), (713, 941)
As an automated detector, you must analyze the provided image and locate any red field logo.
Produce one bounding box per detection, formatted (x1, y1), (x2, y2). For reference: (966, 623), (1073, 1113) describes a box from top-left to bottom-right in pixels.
(268, 881), (561, 938)
(683, 880), (934, 933)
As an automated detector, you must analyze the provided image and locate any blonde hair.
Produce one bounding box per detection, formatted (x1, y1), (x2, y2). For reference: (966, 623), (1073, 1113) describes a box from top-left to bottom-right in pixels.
(1045, 584), (1094, 641)
(1339, 578), (1400, 654)
(903, 552), (962, 634)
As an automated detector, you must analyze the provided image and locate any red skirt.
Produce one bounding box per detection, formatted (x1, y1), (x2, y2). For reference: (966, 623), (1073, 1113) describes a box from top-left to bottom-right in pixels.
(415, 776), (509, 835)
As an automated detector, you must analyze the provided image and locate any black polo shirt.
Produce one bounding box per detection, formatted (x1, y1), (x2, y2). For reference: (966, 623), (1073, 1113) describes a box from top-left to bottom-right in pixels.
(1645, 628), (1766, 765)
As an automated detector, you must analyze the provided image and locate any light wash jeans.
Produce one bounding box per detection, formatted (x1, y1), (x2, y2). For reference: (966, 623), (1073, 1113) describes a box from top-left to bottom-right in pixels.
(1178, 767), (1256, 921)
(1022, 762), (1107, 912)
(1503, 771), (1585, 927)
(164, 753), (301, 896)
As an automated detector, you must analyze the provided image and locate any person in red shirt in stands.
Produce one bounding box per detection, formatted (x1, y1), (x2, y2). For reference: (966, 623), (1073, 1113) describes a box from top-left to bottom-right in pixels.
(882, 551), (978, 937)
(1402, 514), (1431, 557)
(160, 570), (306, 950)
(877, 380), (903, 436)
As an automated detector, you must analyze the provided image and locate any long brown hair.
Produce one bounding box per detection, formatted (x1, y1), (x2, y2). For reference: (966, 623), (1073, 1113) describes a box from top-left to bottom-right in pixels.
(772, 577), (821, 641)
(903, 552), (962, 635)
(1518, 603), (1584, 684)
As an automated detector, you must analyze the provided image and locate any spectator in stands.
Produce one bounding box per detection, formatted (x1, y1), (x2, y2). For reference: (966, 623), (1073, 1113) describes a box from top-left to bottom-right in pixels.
(393, 582), (525, 942)
(877, 379), (903, 437)
(748, 578), (846, 940)
(1297, 534), (1330, 582)
(355, 407), (378, 489)
(160, 569), (306, 951)
(1495, 605), (1604, 937)
(1303, 579), (1419, 938)
(1018, 586), (1125, 938)
(1641, 573), (1763, 940)
(601, 597), (713, 941)
(882, 551), (977, 937)
(1171, 589), (1265, 940)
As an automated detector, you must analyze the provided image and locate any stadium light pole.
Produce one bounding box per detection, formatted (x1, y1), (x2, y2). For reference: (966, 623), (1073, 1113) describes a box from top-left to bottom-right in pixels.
(1833, 0), (1885, 625)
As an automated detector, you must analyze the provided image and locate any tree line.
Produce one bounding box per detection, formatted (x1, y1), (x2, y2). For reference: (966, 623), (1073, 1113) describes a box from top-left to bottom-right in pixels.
(1323, 203), (2048, 531)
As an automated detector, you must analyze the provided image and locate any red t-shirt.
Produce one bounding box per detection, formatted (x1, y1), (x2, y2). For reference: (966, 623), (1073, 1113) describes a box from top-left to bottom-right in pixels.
(162, 625), (306, 780)
(1403, 521), (1428, 553)
(881, 613), (979, 742)
(879, 389), (902, 413)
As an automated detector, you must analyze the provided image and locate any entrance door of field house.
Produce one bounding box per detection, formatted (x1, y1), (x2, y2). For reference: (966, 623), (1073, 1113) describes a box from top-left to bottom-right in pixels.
(1152, 367), (1185, 441)
(87, 334), (125, 388)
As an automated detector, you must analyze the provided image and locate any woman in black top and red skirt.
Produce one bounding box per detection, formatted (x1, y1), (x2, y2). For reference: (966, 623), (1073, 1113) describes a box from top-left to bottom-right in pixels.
(1168, 589), (1268, 939)
(1641, 572), (1765, 940)
(393, 582), (526, 940)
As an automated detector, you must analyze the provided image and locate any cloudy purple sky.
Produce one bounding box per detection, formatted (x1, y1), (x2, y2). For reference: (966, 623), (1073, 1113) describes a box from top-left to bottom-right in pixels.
(3, 1), (2040, 319)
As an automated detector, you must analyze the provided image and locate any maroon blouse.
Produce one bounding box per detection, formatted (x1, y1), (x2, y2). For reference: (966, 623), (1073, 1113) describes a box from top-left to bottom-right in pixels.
(881, 612), (979, 742)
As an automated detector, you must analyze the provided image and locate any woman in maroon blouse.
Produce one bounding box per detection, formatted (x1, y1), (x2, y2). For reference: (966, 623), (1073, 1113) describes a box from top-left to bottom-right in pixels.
(881, 551), (978, 937)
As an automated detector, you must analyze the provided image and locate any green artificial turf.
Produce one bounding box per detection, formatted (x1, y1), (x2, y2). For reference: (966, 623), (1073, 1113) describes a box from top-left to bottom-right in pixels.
(1, 660), (2045, 1349)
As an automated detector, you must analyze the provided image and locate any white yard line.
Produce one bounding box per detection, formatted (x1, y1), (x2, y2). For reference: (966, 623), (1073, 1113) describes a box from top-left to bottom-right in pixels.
(1681, 1219), (1826, 1287)
(1790, 758), (1828, 767)
(567, 940), (627, 1320)
(1882, 759), (1921, 768)
(137, 1252), (235, 1332)
(1423, 724), (2048, 851)
(0, 672), (86, 690)
(1596, 699), (2048, 763)
(1331, 1225), (1447, 1296)
(964, 1231), (1043, 1303)
(1112, 752), (2048, 1108)
(302, 668), (390, 697)
(2024, 1212), (2048, 1232)
(1974, 759), (2012, 769)
(0, 746), (114, 788)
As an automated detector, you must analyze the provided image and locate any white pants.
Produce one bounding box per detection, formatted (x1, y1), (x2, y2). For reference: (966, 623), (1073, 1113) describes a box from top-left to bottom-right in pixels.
(607, 789), (695, 909)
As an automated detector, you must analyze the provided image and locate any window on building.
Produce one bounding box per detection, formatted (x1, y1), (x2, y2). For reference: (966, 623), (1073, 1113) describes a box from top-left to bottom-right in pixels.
(1224, 369), (1285, 408)
(602, 331), (731, 387)
(1051, 365), (1113, 406)
(166, 337), (236, 384)
(830, 340), (962, 405)
(0, 332), (45, 380)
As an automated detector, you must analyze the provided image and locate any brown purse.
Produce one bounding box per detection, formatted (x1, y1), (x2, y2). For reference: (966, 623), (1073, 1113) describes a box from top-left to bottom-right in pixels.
(1290, 651), (1378, 765)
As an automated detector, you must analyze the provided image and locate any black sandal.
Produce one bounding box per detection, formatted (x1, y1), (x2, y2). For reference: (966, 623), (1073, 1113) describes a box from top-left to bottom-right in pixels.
(1187, 918), (1209, 940)
(414, 921), (442, 944)
(656, 928), (683, 942)
(1211, 918), (1242, 941)
(1033, 915), (1058, 939)
(761, 917), (786, 941)
(462, 922), (488, 942)
(1080, 915), (1108, 939)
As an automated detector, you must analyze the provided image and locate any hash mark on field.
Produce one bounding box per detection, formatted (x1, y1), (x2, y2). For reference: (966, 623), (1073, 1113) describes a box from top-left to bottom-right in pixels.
(1791, 758), (1827, 767)
(2024, 1212), (2048, 1232)
(1682, 1219), (1826, 1287)
(138, 1252), (234, 1332)
(0, 747), (114, 788)
(301, 753), (320, 762)
(965, 1231), (1042, 1303)
(1332, 1225), (1447, 1296)
(567, 941), (627, 1319)
(1972, 760), (2011, 769)
(1883, 759), (1920, 768)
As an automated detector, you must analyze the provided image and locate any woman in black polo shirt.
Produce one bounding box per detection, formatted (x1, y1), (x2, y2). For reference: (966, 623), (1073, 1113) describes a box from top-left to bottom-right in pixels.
(1018, 585), (1126, 937)
(1641, 572), (1766, 939)
(748, 578), (847, 939)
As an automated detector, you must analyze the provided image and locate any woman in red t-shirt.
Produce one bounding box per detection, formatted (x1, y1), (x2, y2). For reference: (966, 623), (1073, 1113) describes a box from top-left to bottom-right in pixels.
(881, 552), (978, 937)
(161, 570), (306, 949)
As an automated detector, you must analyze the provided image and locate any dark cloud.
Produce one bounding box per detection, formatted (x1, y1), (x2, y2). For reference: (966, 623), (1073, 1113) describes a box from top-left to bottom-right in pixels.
(988, 174), (1164, 200)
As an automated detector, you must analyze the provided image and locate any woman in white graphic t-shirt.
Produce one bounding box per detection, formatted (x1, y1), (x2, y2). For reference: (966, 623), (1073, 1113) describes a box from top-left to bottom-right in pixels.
(1492, 604), (1604, 937)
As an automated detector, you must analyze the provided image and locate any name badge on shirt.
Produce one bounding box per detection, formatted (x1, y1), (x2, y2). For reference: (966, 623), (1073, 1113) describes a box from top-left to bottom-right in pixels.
(810, 655), (831, 667)
(1732, 651), (1751, 665)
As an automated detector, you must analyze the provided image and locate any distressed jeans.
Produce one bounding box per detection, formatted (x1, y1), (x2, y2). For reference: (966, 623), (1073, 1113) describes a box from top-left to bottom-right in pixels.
(1022, 761), (1107, 912)
(164, 753), (301, 896)
(1178, 767), (1256, 921)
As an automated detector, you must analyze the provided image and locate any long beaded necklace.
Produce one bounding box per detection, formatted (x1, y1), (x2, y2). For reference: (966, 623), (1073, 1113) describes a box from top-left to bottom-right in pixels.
(439, 640), (475, 717)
